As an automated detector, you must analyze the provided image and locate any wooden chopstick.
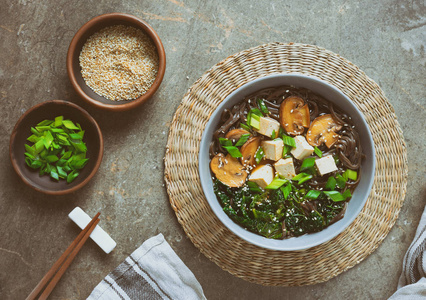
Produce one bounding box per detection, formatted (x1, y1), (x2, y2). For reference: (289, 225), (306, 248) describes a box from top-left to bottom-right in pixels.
(26, 212), (101, 300)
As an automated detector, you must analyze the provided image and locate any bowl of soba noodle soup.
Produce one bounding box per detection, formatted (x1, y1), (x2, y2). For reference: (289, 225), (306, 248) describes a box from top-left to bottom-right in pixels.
(199, 74), (375, 251)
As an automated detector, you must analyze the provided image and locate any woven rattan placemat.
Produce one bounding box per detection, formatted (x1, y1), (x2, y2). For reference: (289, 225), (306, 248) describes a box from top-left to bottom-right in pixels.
(164, 43), (407, 286)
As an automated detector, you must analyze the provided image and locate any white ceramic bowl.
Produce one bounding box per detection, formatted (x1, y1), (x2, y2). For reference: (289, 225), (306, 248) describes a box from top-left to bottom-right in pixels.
(199, 74), (375, 251)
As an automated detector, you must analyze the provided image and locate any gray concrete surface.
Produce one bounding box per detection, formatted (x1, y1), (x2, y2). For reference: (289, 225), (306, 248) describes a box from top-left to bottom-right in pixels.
(1, 1), (425, 299)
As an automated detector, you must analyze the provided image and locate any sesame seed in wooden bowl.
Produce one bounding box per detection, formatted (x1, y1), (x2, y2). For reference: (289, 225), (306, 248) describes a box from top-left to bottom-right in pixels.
(67, 13), (166, 112)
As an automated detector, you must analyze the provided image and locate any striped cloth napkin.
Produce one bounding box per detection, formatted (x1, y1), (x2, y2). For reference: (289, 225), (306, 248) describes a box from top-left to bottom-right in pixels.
(88, 234), (206, 300)
(389, 204), (426, 299)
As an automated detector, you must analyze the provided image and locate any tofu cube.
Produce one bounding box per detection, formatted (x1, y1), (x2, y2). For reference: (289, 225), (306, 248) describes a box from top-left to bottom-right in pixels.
(258, 117), (280, 138)
(291, 135), (314, 160)
(315, 155), (338, 176)
(261, 139), (284, 161)
(274, 158), (296, 179)
(248, 165), (274, 188)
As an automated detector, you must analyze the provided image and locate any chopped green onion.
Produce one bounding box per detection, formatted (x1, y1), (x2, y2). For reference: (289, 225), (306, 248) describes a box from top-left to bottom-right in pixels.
(298, 174), (313, 184)
(35, 125), (51, 131)
(61, 151), (72, 159)
(325, 176), (337, 190)
(342, 189), (352, 200)
(50, 169), (59, 181)
(249, 113), (260, 129)
(30, 127), (40, 135)
(257, 99), (269, 115)
(247, 108), (263, 130)
(51, 142), (60, 150)
(62, 120), (79, 130)
(247, 181), (263, 193)
(24, 117), (89, 183)
(44, 131), (54, 149)
(69, 133), (83, 140)
(30, 160), (43, 169)
(219, 137), (232, 147)
(37, 119), (52, 126)
(71, 140), (87, 153)
(282, 144), (291, 156)
(54, 116), (63, 127)
(335, 174), (347, 189)
(240, 123), (251, 132)
(57, 134), (70, 146)
(300, 157), (316, 171)
(66, 170), (79, 183)
(305, 190), (321, 199)
(25, 144), (35, 156)
(265, 177), (288, 189)
(255, 147), (264, 164)
(235, 134), (250, 147)
(314, 146), (323, 158)
(278, 127), (285, 137)
(282, 135), (296, 148)
(73, 158), (89, 169)
(57, 165), (67, 178)
(50, 128), (65, 133)
(45, 155), (59, 163)
(280, 183), (292, 200)
(222, 146), (242, 158)
(24, 152), (35, 160)
(27, 134), (39, 143)
(56, 158), (67, 166)
(34, 139), (45, 153)
(343, 169), (358, 181)
(323, 191), (345, 202)
(292, 172), (313, 184)
(250, 108), (263, 117)
(292, 173), (308, 181)
(78, 130), (85, 139)
(271, 129), (276, 139)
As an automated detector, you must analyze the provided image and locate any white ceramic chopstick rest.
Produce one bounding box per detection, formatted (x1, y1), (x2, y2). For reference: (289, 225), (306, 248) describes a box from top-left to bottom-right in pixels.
(68, 207), (116, 254)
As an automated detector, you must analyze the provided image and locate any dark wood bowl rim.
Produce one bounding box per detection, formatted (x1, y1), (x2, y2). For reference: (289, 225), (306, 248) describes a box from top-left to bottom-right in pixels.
(66, 13), (166, 111)
(9, 100), (104, 195)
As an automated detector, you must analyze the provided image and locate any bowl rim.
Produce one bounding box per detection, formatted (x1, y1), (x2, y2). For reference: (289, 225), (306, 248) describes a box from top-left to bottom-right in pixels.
(9, 99), (104, 195)
(198, 73), (376, 251)
(66, 13), (166, 111)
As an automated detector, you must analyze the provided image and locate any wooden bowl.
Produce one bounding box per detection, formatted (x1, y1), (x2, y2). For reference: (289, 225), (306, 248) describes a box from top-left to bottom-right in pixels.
(9, 100), (103, 195)
(67, 13), (166, 111)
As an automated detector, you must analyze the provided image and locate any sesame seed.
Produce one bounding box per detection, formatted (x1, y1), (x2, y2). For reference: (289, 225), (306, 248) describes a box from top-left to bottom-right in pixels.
(79, 25), (159, 101)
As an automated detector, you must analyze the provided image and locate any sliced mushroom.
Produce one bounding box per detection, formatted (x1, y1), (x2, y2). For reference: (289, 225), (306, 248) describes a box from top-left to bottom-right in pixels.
(299, 103), (310, 128)
(240, 136), (261, 167)
(306, 114), (342, 148)
(210, 153), (247, 187)
(279, 96), (310, 136)
(225, 128), (250, 143)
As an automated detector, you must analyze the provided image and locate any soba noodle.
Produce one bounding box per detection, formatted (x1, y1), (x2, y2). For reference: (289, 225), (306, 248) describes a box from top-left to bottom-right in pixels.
(209, 85), (364, 239)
